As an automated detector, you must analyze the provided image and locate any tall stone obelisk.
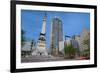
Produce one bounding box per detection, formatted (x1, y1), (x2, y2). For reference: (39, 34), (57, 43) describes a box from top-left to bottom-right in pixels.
(36, 13), (48, 56)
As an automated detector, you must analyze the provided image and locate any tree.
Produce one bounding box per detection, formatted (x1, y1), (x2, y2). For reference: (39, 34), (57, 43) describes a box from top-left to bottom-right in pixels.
(21, 29), (25, 46)
(82, 37), (90, 59)
(64, 45), (76, 59)
(81, 48), (90, 59)
(83, 38), (90, 49)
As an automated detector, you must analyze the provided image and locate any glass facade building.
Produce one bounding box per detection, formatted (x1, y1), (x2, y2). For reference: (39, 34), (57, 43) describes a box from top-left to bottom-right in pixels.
(50, 17), (63, 56)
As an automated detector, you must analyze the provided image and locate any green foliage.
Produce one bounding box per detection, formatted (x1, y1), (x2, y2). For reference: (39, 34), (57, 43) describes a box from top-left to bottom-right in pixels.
(21, 29), (25, 46)
(83, 36), (90, 49)
(81, 49), (90, 58)
(64, 45), (76, 58)
(82, 36), (90, 59)
(84, 39), (89, 45)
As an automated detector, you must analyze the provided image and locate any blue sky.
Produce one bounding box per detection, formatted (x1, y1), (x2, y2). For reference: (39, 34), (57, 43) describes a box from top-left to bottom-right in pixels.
(21, 10), (90, 49)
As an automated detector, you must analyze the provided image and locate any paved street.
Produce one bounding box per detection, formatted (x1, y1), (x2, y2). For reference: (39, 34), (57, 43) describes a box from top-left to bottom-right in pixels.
(21, 55), (66, 63)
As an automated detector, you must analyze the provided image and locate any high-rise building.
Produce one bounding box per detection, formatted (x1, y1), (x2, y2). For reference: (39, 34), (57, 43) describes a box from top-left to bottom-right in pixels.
(79, 28), (90, 52)
(64, 28), (90, 57)
(50, 17), (63, 56)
